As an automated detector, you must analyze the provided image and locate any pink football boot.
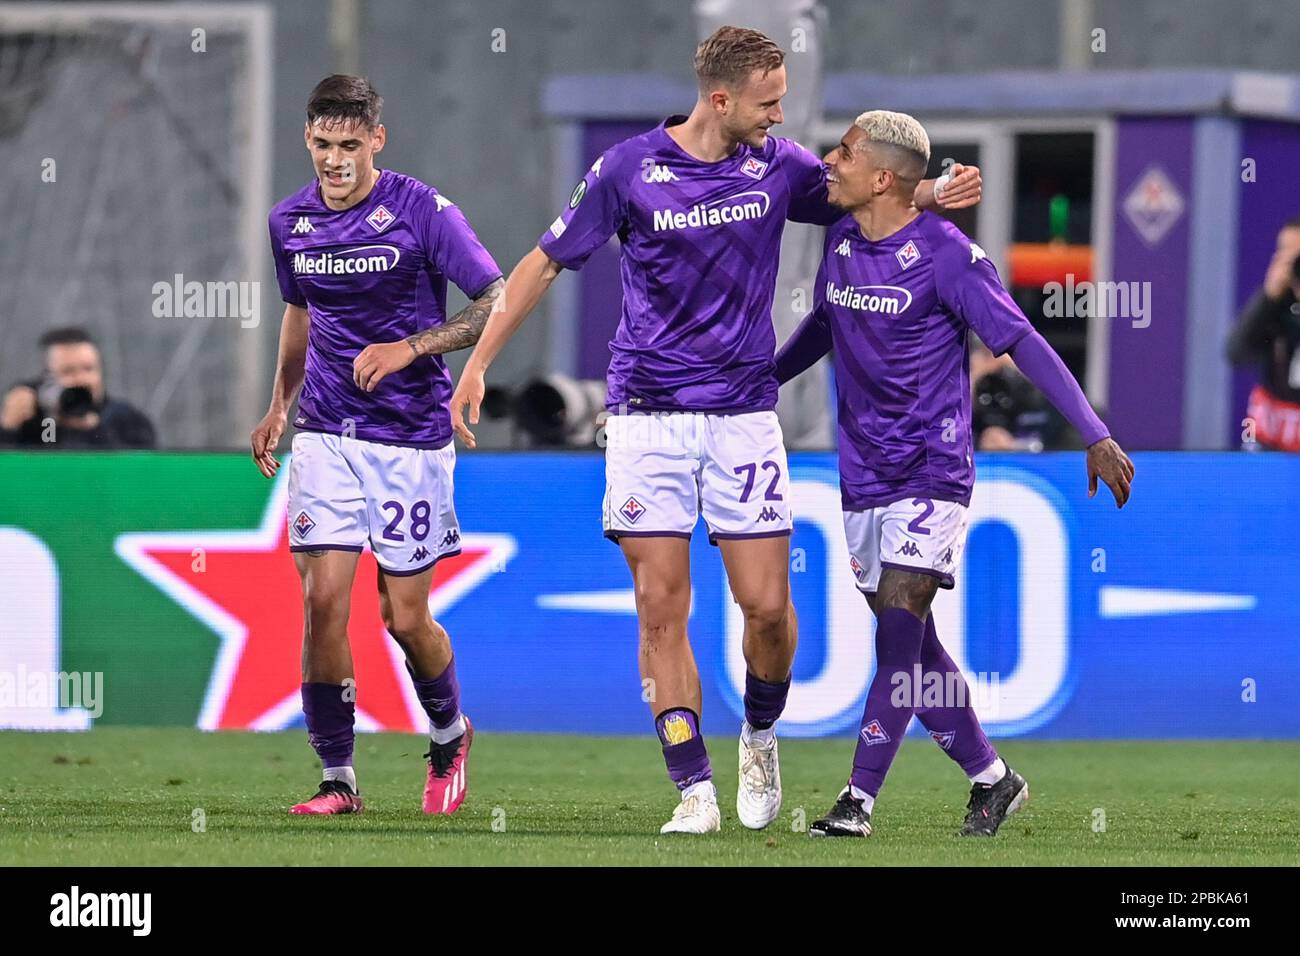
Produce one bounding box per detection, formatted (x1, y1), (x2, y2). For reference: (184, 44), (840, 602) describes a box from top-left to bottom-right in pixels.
(290, 780), (364, 815)
(422, 717), (474, 814)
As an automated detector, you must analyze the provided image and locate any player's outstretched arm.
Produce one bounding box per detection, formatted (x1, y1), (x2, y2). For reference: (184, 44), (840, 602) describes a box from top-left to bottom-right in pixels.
(1007, 332), (1135, 507)
(352, 277), (506, 393)
(251, 303), (309, 479)
(774, 306), (833, 385)
(914, 163), (982, 211)
(451, 245), (563, 448)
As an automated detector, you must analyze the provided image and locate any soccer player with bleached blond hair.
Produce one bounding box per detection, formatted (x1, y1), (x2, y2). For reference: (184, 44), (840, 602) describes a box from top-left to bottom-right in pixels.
(776, 109), (1134, 838)
(450, 30), (983, 835)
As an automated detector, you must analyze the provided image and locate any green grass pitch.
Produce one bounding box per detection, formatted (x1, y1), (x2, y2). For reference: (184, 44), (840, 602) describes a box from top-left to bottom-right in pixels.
(3, 729), (1297, 865)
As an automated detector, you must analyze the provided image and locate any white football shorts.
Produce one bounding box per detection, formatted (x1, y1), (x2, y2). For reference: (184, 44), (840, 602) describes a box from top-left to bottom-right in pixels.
(287, 431), (461, 575)
(842, 497), (969, 592)
(602, 410), (793, 544)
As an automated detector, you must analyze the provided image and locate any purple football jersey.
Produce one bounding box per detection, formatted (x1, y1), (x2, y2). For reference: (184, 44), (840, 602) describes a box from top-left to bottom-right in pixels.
(538, 116), (837, 413)
(269, 169), (501, 448)
(808, 211), (1034, 509)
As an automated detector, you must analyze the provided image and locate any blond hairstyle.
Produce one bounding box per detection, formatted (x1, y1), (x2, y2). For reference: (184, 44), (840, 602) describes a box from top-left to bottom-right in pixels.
(694, 26), (784, 91)
(853, 109), (930, 179)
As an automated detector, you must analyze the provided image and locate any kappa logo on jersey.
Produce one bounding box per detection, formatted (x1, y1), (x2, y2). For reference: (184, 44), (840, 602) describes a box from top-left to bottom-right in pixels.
(590, 156), (604, 178)
(434, 194), (454, 212)
(292, 244), (401, 276)
(758, 506), (782, 523)
(652, 190), (770, 232)
(835, 238), (852, 257)
(291, 217), (315, 235)
(970, 242), (987, 264)
(620, 496), (645, 523)
(441, 529), (461, 549)
(895, 541), (923, 558)
(861, 719), (890, 746)
(740, 157), (768, 180)
(849, 555), (867, 582)
(896, 239), (921, 270)
(292, 511), (315, 537)
(366, 204), (395, 233)
(642, 161), (679, 184)
(930, 729), (956, 751)
(824, 282), (913, 315)
(410, 546), (431, 563)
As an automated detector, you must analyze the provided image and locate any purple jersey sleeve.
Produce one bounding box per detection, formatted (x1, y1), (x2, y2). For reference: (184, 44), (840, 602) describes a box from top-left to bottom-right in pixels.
(1009, 331), (1110, 446)
(268, 217), (306, 307)
(935, 238), (1034, 356)
(418, 193), (502, 298)
(538, 148), (628, 270)
(775, 303), (833, 384)
(783, 139), (841, 226)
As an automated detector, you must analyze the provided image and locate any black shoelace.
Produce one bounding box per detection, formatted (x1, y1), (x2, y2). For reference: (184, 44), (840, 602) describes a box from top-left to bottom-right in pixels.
(424, 736), (464, 778)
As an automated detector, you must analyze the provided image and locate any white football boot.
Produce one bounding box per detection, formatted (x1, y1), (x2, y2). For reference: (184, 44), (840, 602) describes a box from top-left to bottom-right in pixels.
(660, 781), (721, 834)
(736, 722), (782, 830)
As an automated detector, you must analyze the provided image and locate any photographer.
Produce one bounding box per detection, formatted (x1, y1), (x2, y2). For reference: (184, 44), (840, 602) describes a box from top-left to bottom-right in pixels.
(970, 337), (1080, 452)
(0, 327), (155, 449)
(1227, 217), (1300, 451)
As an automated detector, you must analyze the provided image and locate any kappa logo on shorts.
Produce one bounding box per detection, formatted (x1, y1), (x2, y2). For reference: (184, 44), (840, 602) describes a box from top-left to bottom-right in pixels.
(619, 496), (645, 523)
(895, 541), (923, 558)
(292, 511), (315, 537)
(861, 719), (890, 746)
(930, 729), (956, 751)
(849, 555), (867, 582)
(942, 546), (954, 564)
(441, 529), (461, 548)
(411, 546), (431, 563)
(757, 506), (782, 522)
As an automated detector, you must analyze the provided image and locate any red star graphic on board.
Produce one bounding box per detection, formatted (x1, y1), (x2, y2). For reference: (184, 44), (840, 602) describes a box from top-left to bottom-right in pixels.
(115, 478), (515, 732)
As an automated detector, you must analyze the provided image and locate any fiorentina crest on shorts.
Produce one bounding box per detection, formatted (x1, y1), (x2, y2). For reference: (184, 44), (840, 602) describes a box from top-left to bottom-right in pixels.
(292, 511), (315, 537)
(620, 496), (645, 524)
(741, 157), (768, 180)
(366, 204), (395, 233)
(861, 719), (890, 746)
(930, 730), (955, 751)
(896, 240), (921, 270)
(849, 555), (867, 583)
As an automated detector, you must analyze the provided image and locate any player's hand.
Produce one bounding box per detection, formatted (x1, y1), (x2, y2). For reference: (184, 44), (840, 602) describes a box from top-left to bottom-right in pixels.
(1086, 437), (1135, 508)
(450, 367), (485, 449)
(936, 163), (982, 209)
(250, 408), (287, 478)
(353, 341), (415, 392)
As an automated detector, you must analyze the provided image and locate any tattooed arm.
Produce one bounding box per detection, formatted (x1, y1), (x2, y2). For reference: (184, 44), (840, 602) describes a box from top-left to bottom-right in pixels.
(352, 277), (505, 392)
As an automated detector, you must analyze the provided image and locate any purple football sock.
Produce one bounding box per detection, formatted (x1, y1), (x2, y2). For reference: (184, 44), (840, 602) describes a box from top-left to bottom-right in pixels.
(301, 682), (355, 769)
(408, 657), (461, 731)
(655, 708), (713, 791)
(914, 615), (999, 777)
(849, 608), (925, 798)
(743, 671), (790, 730)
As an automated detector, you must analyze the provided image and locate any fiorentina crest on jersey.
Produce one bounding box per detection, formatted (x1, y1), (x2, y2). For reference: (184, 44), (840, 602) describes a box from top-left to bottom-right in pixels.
(366, 204), (395, 233)
(896, 239), (921, 270)
(861, 719), (890, 746)
(741, 157), (768, 180)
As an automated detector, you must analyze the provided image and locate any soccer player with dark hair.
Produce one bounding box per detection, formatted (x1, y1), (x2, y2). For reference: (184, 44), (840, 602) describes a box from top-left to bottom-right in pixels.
(450, 28), (982, 833)
(251, 74), (504, 815)
(775, 111), (1133, 838)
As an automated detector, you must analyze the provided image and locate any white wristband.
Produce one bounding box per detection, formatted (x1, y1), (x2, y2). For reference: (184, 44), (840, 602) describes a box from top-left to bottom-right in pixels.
(934, 168), (953, 203)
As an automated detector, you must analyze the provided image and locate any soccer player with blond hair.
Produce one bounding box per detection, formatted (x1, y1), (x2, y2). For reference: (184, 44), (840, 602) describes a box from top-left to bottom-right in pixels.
(451, 31), (982, 834)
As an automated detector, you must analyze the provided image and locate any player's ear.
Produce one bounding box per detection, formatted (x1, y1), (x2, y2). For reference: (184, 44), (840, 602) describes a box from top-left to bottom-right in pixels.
(303, 122), (312, 149)
(371, 124), (386, 153)
(708, 89), (729, 116)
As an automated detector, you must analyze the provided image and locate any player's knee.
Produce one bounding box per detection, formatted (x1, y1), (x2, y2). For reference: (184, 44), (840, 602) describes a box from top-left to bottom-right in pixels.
(380, 601), (431, 643)
(735, 593), (788, 640)
(302, 590), (349, 640)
